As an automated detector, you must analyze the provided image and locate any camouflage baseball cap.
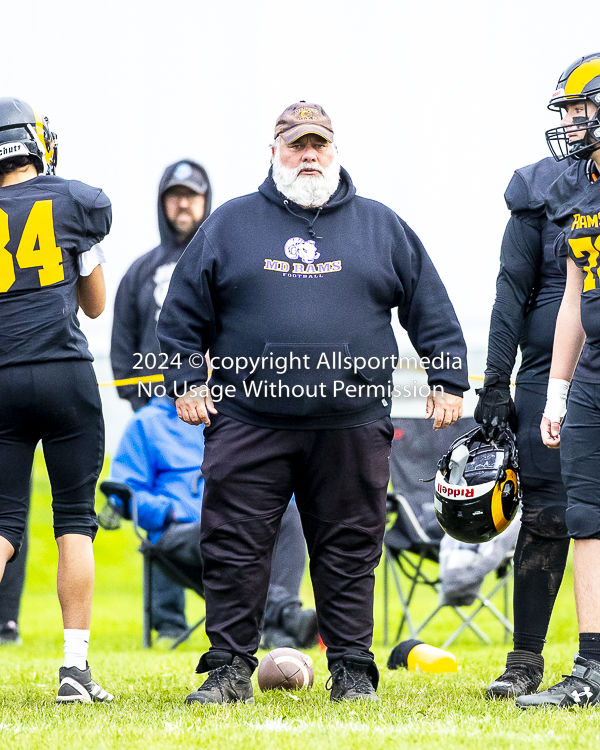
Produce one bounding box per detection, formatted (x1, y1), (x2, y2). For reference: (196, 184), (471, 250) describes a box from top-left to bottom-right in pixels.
(274, 101), (334, 144)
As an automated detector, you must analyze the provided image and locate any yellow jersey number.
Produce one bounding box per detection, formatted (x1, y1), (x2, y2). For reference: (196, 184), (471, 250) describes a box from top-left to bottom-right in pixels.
(0, 200), (64, 294)
(569, 236), (600, 292)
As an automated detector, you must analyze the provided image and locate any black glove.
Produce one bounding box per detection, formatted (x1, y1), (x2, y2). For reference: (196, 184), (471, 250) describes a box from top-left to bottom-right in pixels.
(474, 373), (517, 436)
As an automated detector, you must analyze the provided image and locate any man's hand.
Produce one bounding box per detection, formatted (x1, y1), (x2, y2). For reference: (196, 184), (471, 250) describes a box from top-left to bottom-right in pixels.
(176, 385), (218, 426)
(425, 391), (463, 430)
(540, 416), (561, 449)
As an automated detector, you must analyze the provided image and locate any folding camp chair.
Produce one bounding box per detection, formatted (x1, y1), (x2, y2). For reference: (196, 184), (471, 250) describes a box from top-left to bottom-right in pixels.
(383, 418), (514, 649)
(99, 480), (206, 650)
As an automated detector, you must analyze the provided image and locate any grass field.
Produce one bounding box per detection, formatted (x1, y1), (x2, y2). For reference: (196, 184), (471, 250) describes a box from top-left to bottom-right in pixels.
(0, 453), (597, 750)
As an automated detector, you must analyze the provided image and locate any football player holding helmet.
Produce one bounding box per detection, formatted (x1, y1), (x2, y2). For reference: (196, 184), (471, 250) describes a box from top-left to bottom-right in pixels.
(434, 426), (520, 544)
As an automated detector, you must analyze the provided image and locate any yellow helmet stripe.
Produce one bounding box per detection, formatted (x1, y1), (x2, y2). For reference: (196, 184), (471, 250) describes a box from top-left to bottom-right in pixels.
(565, 59), (600, 97)
(490, 469), (517, 533)
(31, 107), (51, 165)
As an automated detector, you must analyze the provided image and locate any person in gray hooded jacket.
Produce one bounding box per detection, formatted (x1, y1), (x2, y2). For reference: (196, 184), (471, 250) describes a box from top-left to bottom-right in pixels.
(110, 160), (211, 640)
(111, 160), (212, 411)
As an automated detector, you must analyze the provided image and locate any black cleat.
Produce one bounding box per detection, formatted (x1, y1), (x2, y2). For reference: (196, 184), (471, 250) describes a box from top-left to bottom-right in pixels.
(185, 653), (254, 705)
(326, 656), (380, 702)
(516, 655), (600, 709)
(56, 664), (113, 703)
(486, 650), (544, 699)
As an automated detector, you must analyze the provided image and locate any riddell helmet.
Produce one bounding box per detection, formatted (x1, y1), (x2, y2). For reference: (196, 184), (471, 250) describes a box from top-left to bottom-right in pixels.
(0, 98), (57, 174)
(546, 53), (600, 161)
(434, 426), (521, 544)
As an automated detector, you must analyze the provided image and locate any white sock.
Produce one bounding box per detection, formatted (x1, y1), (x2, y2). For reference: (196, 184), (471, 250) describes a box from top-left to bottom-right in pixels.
(63, 629), (90, 670)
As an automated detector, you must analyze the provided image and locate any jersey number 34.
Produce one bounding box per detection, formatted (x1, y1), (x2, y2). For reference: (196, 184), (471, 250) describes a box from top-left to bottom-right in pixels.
(0, 200), (64, 294)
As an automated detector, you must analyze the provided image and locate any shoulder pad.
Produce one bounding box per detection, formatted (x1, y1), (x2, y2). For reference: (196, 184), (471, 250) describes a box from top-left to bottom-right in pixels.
(68, 180), (111, 211)
(505, 157), (571, 212)
(544, 161), (588, 223)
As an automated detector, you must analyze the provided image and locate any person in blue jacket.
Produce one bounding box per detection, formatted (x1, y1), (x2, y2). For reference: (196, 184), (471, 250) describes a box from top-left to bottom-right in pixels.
(107, 396), (316, 647)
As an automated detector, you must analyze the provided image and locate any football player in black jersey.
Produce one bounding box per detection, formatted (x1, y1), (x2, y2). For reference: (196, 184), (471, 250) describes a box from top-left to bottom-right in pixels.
(475, 152), (572, 699)
(516, 54), (600, 709)
(0, 98), (112, 703)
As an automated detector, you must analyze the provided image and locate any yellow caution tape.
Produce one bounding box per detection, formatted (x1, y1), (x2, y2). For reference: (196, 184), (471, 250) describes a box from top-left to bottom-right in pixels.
(97, 371), (493, 388)
(98, 374), (165, 388)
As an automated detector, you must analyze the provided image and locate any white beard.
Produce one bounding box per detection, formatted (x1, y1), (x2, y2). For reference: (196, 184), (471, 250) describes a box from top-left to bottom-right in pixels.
(272, 144), (341, 207)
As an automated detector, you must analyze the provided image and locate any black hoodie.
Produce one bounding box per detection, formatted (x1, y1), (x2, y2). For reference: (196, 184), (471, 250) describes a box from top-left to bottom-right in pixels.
(158, 167), (469, 430)
(110, 160), (212, 409)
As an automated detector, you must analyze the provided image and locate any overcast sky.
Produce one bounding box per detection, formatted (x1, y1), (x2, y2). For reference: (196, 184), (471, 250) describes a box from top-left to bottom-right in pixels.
(4, 0), (599, 363)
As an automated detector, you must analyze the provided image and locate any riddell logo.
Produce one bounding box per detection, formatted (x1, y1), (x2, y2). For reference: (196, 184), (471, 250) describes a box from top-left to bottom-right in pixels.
(436, 483), (474, 498)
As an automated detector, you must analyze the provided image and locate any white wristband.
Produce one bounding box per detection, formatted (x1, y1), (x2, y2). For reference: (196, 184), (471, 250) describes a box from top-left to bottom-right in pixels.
(542, 378), (570, 424)
(78, 244), (106, 276)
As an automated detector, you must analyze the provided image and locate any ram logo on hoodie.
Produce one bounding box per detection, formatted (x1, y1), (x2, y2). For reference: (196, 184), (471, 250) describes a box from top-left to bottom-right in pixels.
(284, 237), (320, 264)
(263, 236), (342, 277)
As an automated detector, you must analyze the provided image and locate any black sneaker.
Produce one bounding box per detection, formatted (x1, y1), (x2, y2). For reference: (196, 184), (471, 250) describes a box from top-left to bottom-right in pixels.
(326, 656), (380, 702)
(516, 655), (600, 709)
(486, 650), (544, 699)
(0, 621), (21, 645)
(281, 605), (319, 649)
(56, 664), (114, 703)
(185, 653), (254, 705)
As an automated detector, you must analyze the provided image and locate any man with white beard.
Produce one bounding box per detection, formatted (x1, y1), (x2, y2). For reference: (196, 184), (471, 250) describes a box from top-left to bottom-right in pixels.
(157, 102), (468, 704)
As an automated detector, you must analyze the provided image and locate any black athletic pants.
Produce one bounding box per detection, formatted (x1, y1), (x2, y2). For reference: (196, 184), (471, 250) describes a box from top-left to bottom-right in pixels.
(512, 384), (570, 654)
(199, 413), (394, 668)
(0, 360), (104, 558)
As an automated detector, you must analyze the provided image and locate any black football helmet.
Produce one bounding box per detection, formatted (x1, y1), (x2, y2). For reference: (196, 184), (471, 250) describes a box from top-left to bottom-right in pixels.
(546, 53), (600, 161)
(434, 426), (520, 544)
(0, 97), (57, 174)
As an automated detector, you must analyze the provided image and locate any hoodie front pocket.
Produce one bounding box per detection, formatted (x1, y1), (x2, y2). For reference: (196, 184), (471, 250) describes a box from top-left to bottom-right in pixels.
(241, 342), (383, 418)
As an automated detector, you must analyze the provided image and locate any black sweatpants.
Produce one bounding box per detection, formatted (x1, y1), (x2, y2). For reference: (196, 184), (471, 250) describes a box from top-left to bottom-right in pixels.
(199, 413), (394, 667)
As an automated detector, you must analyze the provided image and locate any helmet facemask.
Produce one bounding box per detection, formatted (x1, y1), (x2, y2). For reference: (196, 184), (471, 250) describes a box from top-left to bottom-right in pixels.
(546, 97), (600, 161)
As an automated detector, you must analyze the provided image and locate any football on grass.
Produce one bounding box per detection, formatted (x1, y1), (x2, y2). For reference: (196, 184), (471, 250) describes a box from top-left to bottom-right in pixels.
(257, 647), (314, 691)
